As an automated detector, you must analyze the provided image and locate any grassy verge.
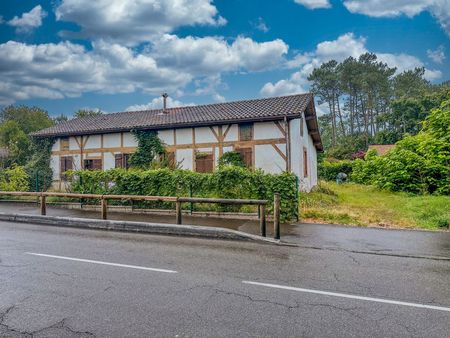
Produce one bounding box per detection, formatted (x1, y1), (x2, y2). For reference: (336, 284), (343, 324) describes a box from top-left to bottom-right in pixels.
(300, 181), (450, 230)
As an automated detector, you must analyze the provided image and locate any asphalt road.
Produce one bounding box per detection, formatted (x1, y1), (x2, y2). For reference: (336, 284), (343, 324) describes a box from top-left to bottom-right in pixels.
(0, 221), (449, 337)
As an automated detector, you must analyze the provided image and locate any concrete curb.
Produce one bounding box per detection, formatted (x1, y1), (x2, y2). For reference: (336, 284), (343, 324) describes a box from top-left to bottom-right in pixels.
(0, 212), (281, 245)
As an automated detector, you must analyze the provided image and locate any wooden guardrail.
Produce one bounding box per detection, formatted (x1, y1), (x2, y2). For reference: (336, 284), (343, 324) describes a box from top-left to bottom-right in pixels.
(0, 191), (281, 239)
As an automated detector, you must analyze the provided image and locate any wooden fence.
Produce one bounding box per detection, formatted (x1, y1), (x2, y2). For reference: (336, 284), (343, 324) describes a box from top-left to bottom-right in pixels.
(0, 191), (281, 239)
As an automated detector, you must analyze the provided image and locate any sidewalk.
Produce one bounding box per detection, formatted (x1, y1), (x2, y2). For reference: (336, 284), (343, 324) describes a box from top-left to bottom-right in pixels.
(0, 202), (448, 259)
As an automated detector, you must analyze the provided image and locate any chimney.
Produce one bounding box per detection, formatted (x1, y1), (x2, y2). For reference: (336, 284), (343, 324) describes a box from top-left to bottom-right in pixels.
(162, 93), (168, 112)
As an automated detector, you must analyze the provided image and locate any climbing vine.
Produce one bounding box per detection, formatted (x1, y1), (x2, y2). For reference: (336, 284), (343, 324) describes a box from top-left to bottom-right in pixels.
(25, 137), (55, 191)
(128, 130), (165, 169)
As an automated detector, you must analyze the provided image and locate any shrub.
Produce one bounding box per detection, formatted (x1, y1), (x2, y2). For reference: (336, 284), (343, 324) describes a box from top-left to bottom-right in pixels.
(318, 159), (353, 181)
(68, 167), (298, 222)
(217, 151), (245, 168)
(0, 165), (29, 191)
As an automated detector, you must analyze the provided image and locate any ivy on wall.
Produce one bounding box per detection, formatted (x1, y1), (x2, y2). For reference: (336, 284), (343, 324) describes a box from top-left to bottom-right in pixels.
(25, 137), (55, 191)
(128, 130), (165, 169)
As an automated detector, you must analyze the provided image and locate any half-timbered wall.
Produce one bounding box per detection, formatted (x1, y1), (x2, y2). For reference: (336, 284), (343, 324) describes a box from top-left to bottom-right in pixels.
(49, 118), (318, 191)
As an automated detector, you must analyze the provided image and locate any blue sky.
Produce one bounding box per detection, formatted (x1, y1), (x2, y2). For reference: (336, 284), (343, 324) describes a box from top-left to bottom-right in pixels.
(0, 0), (449, 117)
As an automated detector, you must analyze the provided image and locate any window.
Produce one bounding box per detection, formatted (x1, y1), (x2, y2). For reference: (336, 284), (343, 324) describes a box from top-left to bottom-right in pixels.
(303, 148), (308, 177)
(239, 123), (253, 141)
(115, 153), (131, 169)
(236, 147), (252, 168)
(84, 159), (102, 171)
(195, 152), (214, 173)
(60, 156), (73, 179)
(60, 137), (69, 151)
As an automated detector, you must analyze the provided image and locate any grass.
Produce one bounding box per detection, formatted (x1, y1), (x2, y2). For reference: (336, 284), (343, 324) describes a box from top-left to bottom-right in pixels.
(300, 181), (450, 230)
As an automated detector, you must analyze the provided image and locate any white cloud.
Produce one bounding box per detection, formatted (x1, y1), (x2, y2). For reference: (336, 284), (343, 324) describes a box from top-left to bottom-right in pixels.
(55, 0), (226, 45)
(261, 32), (441, 97)
(315, 33), (367, 60)
(427, 45), (446, 63)
(253, 17), (269, 32)
(343, 0), (450, 36)
(151, 34), (288, 73)
(0, 40), (190, 105)
(7, 5), (47, 33)
(126, 96), (195, 111)
(294, 0), (331, 9)
(0, 33), (289, 105)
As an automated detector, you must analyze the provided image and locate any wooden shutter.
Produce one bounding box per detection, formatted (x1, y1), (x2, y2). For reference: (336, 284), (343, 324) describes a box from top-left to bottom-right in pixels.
(239, 123), (253, 141)
(195, 153), (214, 173)
(92, 159), (102, 170)
(236, 148), (252, 168)
(60, 156), (73, 179)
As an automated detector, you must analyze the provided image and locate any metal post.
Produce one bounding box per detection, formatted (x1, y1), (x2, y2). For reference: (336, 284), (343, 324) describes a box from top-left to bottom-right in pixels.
(176, 200), (182, 224)
(259, 204), (266, 237)
(273, 193), (280, 240)
(101, 197), (107, 220)
(40, 194), (46, 216)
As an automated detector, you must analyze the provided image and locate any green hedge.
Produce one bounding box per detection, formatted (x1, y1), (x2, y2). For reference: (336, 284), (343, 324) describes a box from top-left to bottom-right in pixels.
(67, 166), (298, 222)
(318, 160), (353, 181)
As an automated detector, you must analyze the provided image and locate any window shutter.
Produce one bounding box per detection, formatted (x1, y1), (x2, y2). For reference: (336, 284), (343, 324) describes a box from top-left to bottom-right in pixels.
(195, 153), (213, 173)
(239, 123), (253, 141)
(93, 159), (102, 170)
(236, 148), (252, 168)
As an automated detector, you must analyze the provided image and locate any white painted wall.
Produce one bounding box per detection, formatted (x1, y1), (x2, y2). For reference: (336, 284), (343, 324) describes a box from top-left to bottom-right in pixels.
(195, 126), (217, 143)
(223, 124), (238, 141)
(104, 133), (121, 148)
(104, 152), (115, 170)
(176, 149), (193, 170)
(254, 121), (284, 140)
(176, 128), (193, 144)
(158, 129), (174, 146)
(69, 136), (79, 150)
(123, 132), (137, 147)
(255, 144), (286, 174)
(289, 115), (318, 192)
(50, 155), (60, 180)
(84, 135), (101, 149)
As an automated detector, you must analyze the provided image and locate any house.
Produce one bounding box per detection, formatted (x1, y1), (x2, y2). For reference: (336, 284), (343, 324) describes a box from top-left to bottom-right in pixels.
(367, 144), (395, 156)
(31, 93), (323, 191)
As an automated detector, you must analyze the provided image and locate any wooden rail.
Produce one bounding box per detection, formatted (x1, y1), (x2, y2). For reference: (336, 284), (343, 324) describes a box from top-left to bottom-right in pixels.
(0, 191), (281, 239)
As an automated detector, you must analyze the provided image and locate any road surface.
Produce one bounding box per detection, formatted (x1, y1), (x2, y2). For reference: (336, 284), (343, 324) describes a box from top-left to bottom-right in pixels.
(0, 220), (449, 337)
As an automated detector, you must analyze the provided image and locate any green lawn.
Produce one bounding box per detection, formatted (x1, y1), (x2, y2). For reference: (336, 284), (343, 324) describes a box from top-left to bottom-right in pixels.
(300, 181), (450, 230)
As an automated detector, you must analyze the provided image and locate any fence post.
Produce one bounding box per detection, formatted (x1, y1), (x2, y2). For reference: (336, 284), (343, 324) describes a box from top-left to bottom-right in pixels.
(259, 204), (266, 237)
(176, 199), (182, 225)
(101, 197), (108, 220)
(273, 193), (280, 240)
(40, 194), (46, 216)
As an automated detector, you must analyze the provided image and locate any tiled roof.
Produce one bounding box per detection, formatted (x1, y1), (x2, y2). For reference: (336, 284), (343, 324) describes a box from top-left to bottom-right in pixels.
(368, 144), (395, 156)
(31, 93), (322, 150)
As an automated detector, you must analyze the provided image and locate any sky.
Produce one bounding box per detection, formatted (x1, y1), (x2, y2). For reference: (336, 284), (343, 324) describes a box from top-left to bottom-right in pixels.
(0, 0), (449, 117)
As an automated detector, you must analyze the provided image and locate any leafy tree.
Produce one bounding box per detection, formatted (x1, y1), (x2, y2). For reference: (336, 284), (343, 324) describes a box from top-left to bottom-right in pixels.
(74, 109), (103, 118)
(0, 105), (54, 165)
(53, 114), (69, 124)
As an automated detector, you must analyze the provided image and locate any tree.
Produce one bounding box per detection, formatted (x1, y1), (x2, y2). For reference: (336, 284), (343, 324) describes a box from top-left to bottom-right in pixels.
(0, 105), (54, 166)
(74, 109), (103, 119)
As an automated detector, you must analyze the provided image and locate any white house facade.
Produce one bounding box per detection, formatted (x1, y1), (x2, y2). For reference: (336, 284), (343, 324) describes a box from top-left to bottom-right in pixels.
(32, 94), (323, 191)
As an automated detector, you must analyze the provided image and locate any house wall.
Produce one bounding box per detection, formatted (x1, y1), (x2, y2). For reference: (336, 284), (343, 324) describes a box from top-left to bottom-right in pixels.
(49, 119), (319, 191)
(289, 114), (318, 192)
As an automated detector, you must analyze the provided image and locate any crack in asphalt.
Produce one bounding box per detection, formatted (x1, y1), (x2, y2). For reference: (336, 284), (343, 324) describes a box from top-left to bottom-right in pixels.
(0, 304), (96, 338)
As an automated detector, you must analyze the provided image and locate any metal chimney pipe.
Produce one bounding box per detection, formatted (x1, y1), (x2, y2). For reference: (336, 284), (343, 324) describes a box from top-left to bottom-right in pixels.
(162, 93), (168, 112)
